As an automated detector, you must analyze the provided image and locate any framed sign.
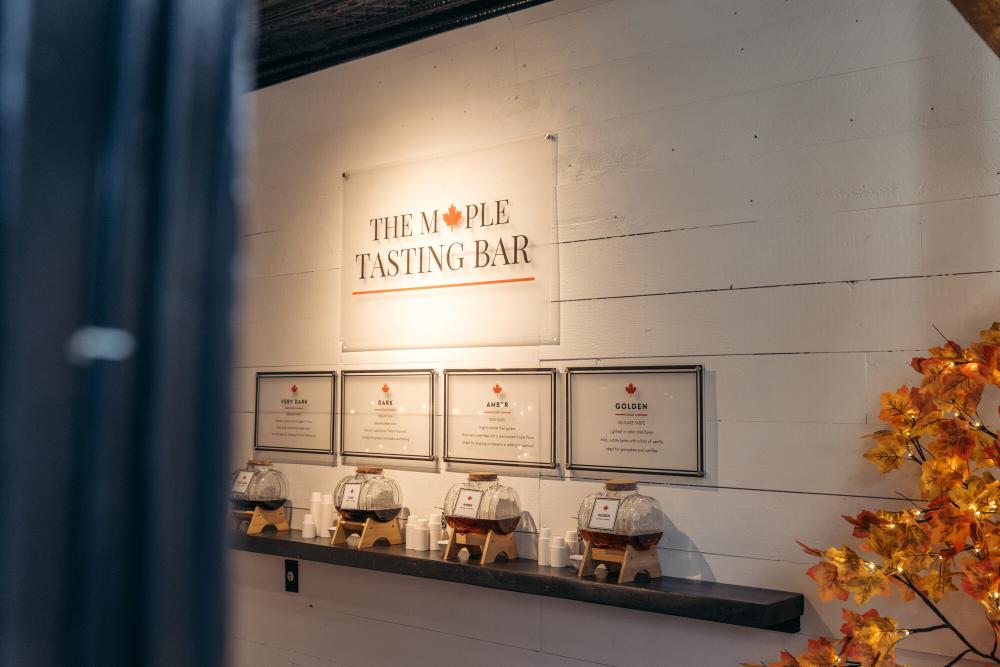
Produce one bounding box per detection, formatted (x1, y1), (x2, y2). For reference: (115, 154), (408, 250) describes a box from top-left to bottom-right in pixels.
(567, 366), (703, 476)
(443, 369), (556, 468)
(341, 370), (435, 461)
(254, 371), (336, 454)
(340, 136), (559, 351)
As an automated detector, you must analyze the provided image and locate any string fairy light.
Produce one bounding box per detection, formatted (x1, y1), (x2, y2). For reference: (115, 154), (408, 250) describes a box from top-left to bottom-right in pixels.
(758, 324), (1000, 665)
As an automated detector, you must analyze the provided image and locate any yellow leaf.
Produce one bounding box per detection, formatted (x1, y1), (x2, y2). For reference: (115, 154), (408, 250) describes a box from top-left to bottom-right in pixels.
(797, 638), (841, 667)
(864, 524), (900, 560)
(844, 570), (890, 606)
(918, 569), (958, 602)
(920, 456), (965, 498)
(824, 545), (865, 577)
(864, 431), (910, 473)
(981, 322), (1000, 345)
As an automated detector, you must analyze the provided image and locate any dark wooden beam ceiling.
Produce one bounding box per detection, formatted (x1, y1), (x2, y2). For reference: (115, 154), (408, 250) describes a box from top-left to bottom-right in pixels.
(256, 0), (553, 89)
(950, 0), (1000, 58)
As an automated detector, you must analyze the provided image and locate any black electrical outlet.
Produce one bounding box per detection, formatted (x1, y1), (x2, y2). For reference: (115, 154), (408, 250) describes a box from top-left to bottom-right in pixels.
(284, 559), (298, 593)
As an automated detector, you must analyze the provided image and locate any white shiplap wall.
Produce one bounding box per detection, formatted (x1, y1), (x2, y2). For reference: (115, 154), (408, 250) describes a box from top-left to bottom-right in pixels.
(230, 1), (1000, 665)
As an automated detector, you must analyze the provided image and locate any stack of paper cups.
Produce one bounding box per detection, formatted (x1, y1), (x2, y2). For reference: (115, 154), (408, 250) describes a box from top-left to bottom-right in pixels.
(429, 512), (443, 545)
(405, 515), (420, 549)
(414, 519), (430, 551)
(397, 507), (410, 542)
(318, 494), (334, 538)
(309, 491), (322, 533)
(564, 529), (580, 556)
(301, 514), (317, 539)
(537, 527), (552, 566)
(549, 535), (569, 568)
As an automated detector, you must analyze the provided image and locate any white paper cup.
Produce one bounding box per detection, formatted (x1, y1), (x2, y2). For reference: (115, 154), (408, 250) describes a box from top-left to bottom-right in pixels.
(301, 514), (317, 539)
(537, 537), (551, 566)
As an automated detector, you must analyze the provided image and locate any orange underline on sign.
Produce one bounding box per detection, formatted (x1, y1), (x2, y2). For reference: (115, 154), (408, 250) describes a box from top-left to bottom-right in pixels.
(352, 276), (535, 295)
(484, 411), (512, 414)
(615, 413), (648, 416)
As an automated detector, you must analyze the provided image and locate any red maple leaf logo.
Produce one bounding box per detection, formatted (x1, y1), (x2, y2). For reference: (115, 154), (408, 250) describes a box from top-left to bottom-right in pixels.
(381, 384), (390, 394)
(492, 384), (502, 395)
(467, 495), (472, 501)
(625, 383), (637, 395)
(443, 204), (462, 228)
(603, 505), (609, 510)
(291, 384), (298, 393)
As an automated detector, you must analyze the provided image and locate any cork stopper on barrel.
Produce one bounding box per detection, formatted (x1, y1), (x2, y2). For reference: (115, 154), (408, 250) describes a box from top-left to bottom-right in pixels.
(468, 471), (498, 481)
(604, 479), (637, 491)
(357, 465), (383, 474)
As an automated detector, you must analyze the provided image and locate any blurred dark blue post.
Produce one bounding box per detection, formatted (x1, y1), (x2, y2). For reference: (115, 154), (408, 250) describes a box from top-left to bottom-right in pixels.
(0, 1), (249, 665)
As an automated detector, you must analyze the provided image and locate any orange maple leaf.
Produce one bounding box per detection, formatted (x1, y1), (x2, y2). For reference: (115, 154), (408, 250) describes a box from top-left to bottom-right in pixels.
(928, 503), (974, 551)
(290, 384), (298, 393)
(443, 204), (462, 228)
(772, 652), (801, 667)
(751, 321), (1000, 666)
(878, 385), (938, 434)
(492, 384), (502, 395)
(927, 420), (977, 460)
(381, 384), (390, 394)
(806, 561), (848, 602)
(625, 383), (637, 395)
(799, 637), (841, 667)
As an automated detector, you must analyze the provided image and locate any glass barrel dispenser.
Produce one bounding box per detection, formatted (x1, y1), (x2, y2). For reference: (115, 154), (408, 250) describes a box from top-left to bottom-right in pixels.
(443, 472), (522, 563)
(577, 480), (664, 550)
(444, 472), (522, 535)
(333, 466), (403, 523)
(331, 466), (405, 548)
(230, 459), (291, 533)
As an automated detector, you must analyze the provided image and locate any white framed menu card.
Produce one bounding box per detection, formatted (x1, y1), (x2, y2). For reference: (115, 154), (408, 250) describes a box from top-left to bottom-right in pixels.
(566, 366), (703, 476)
(254, 371), (336, 454)
(341, 370), (435, 461)
(444, 369), (556, 468)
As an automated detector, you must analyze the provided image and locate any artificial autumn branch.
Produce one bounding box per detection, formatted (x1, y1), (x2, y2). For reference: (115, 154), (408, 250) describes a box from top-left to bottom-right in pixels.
(745, 322), (1000, 667)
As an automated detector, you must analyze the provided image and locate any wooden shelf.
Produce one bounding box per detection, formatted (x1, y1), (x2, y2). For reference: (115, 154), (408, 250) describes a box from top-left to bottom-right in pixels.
(231, 530), (804, 633)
